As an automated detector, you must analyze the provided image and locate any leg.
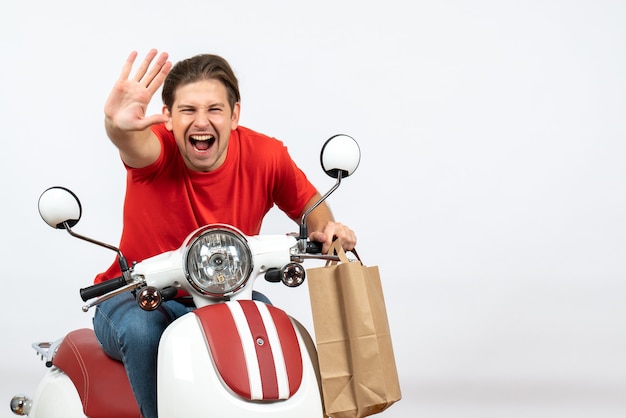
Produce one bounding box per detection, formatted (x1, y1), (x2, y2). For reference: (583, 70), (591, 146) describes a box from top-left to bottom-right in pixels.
(252, 290), (272, 305)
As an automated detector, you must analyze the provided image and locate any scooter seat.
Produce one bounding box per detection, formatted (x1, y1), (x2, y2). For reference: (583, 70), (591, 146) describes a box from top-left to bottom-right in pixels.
(53, 328), (141, 418)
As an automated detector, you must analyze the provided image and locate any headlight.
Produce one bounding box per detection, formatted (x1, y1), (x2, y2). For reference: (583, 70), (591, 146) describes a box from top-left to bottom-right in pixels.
(182, 225), (253, 297)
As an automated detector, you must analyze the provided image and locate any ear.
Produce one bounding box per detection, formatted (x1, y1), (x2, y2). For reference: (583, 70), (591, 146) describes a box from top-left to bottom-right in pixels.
(163, 106), (173, 131)
(230, 102), (240, 130)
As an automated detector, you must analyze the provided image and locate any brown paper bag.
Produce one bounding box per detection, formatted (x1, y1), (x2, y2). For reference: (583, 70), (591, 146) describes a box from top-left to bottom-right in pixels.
(307, 240), (401, 418)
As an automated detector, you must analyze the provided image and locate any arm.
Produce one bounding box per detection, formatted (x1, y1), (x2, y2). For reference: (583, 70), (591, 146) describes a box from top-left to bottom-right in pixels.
(104, 49), (172, 168)
(301, 193), (357, 253)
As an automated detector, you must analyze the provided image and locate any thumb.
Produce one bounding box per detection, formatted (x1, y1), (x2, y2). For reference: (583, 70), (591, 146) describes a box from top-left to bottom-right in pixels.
(144, 113), (170, 126)
(308, 231), (326, 243)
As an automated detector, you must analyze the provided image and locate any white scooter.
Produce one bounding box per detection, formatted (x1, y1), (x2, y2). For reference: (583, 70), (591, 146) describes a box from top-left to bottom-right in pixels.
(10, 134), (361, 418)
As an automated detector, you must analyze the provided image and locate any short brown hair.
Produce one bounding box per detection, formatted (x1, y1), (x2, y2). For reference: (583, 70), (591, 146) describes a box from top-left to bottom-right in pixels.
(162, 54), (240, 111)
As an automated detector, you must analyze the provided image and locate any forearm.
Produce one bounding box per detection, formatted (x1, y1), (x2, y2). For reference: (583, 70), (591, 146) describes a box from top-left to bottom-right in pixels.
(105, 117), (160, 168)
(298, 193), (333, 230)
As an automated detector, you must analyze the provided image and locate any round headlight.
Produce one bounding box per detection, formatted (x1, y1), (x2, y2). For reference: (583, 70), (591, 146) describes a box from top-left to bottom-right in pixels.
(183, 225), (253, 297)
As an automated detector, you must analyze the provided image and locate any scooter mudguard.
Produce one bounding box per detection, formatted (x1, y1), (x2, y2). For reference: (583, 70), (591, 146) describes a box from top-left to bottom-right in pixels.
(27, 368), (87, 418)
(157, 300), (324, 417)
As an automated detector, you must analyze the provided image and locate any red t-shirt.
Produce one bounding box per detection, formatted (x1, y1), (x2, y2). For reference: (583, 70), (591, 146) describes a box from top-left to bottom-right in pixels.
(94, 124), (317, 284)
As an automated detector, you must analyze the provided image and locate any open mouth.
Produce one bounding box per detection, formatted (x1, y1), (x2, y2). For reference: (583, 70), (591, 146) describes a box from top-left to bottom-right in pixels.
(190, 134), (215, 151)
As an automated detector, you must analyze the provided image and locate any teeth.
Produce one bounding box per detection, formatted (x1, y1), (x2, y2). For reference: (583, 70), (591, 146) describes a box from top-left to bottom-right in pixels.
(190, 135), (212, 141)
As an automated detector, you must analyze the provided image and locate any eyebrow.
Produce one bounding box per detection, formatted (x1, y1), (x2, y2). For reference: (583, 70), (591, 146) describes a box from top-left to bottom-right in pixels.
(176, 101), (226, 109)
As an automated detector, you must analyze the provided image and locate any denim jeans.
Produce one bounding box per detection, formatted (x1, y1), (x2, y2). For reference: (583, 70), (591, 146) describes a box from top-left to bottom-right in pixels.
(93, 290), (271, 418)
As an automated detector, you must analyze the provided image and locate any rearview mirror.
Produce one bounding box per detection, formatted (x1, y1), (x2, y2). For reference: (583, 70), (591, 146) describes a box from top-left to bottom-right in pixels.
(38, 187), (82, 229)
(320, 134), (361, 179)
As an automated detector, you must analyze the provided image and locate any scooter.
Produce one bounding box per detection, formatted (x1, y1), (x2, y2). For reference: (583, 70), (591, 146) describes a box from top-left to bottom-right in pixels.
(10, 134), (361, 418)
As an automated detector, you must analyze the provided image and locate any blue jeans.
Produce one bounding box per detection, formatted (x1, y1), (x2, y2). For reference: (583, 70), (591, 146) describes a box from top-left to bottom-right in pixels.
(93, 290), (271, 418)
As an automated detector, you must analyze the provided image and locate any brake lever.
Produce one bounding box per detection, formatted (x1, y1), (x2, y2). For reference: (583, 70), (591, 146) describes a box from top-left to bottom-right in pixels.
(81, 282), (140, 312)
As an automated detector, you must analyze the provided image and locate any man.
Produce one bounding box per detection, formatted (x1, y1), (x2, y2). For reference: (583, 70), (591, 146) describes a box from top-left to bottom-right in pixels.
(92, 49), (356, 418)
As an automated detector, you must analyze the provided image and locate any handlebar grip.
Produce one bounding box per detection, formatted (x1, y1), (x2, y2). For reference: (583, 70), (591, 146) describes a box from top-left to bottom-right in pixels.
(80, 277), (128, 302)
(306, 241), (323, 254)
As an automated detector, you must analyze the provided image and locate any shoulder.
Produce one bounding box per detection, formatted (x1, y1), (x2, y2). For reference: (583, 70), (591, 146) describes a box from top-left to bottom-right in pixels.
(235, 126), (289, 159)
(236, 126), (284, 147)
(151, 123), (170, 137)
(151, 123), (174, 145)
(126, 124), (177, 177)
(150, 124), (178, 155)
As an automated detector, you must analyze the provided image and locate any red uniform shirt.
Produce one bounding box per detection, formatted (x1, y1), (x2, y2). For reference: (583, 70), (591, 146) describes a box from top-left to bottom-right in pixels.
(95, 125), (317, 283)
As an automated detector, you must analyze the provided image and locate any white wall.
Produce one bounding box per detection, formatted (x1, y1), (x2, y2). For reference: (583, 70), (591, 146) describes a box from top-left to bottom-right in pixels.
(2, 1), (626, 417)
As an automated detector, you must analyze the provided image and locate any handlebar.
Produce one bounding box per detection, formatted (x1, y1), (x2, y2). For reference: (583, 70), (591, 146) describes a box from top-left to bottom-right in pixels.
(306, 240), (323, 254)
(79, 240), (328, 302)
(80, 276), (128, 302)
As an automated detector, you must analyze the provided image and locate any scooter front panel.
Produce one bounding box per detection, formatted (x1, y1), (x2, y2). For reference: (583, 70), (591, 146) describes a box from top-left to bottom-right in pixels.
(195, 300), (303, 400)
(157, 303), (323, 417)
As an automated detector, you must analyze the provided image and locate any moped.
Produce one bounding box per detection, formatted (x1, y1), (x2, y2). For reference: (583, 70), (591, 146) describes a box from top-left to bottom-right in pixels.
(10, 134), (360, 418)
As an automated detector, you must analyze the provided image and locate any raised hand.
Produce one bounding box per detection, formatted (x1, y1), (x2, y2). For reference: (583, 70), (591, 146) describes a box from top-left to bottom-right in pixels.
(104, 49), (172, 132)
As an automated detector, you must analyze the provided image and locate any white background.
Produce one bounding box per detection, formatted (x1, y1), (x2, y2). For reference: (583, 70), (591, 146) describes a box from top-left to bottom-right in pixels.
(1, 1), (626, 417)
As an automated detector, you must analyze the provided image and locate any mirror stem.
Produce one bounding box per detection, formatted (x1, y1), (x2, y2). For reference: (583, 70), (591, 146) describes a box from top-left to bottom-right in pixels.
(298, 171), (344, 250)
(62, 221), (130, 276)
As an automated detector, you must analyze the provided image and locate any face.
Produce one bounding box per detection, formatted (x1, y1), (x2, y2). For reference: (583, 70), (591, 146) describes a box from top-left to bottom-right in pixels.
(164, 79), (240, 172)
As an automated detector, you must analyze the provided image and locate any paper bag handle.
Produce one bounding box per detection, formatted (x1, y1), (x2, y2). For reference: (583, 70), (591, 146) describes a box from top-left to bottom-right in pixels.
(325, 239), (361, 266)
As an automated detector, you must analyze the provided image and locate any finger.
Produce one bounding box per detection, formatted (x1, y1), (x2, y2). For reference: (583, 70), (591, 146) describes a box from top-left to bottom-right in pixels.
(341, 232), (356, 251)
(145, 59), (172, 95)
(343, 227), (357, 250)
(308, 231), (328, 251)
(330, 224), (356, 251)
(131, 48), (159, 83)
(308, 231), (326, 243)
(143, 51), (170, 86)
(143, 113), (171, 126)
(118, 51), (138, 81)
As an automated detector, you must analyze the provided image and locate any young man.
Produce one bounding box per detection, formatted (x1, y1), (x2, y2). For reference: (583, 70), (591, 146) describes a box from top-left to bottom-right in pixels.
(92, 49), (356, 418)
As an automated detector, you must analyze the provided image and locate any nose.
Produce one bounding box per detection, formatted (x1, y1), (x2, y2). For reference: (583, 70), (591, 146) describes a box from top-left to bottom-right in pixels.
(193, 110), (211, 127)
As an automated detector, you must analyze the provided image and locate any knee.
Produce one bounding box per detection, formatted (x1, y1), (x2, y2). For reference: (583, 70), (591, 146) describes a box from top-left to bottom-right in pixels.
(118, 311), (170, 350)
(96, 302), (170, 351)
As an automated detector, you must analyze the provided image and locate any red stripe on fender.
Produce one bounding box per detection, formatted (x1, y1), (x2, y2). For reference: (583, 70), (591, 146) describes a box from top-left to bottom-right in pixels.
(239, 301), (279, 399)
(268, 306), (303, 396)
(195, 304), (251, 399)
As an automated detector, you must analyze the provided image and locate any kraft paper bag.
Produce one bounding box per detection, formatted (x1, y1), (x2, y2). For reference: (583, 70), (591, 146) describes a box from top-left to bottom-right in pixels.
(307, 240), (401, 418)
